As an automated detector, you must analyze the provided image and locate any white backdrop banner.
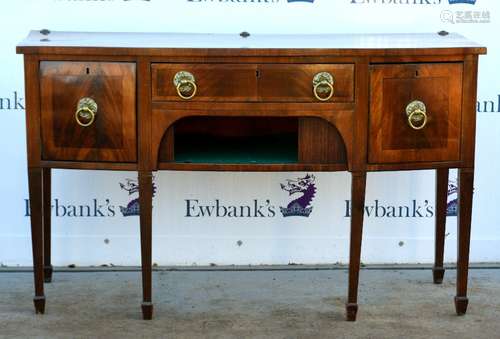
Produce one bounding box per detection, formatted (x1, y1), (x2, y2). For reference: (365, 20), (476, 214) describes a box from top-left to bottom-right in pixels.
(1, 0), (499, 266)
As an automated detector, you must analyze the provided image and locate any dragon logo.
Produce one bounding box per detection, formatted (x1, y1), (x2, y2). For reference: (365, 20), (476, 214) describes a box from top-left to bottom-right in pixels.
(279, 174), (317, 217)
(119, 178), (157, 217)
(447, 179), (458, 217)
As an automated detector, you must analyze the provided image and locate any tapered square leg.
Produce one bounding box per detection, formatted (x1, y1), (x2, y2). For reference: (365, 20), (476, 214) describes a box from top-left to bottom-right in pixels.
(139, 171), (153, 320)
(33, 296), (46, 314)
(455, 169), (474, 316)
(28, 168), (45, 314)
(141, 302), (153, 320)
(346, 303), (358, 322)
(432, 267), (445, 285)
(346, 172), (366, 322)
(434, 168), (449, 284)
(42, 168), (53, 283)
(44, 266), (53, 284)
(455, 296), (469, 316)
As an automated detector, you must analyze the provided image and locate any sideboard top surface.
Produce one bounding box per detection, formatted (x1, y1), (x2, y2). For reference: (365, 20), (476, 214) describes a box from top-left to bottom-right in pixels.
(17, 31), (486, 56)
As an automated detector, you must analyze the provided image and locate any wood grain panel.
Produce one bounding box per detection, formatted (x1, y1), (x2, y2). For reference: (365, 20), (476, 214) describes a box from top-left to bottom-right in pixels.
(460, 55), (479, 168)
(157, 163), (348, 172)
(137, 57), (154, 171)
(152, 64), (258, 102)
(152, 63), (353, 103)
(158, 127), (174, 163)
(351, 58), (369, 172)
(40, 61), (137, 162)
(298, 118), (347, 163)
(24, 55), (42, 168)
(258, 64), (354, 102)
(369, 63), (463, 163)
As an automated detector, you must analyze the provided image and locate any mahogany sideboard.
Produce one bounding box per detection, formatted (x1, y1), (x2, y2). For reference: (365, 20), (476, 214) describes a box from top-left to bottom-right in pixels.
(17, 30), (486, 321)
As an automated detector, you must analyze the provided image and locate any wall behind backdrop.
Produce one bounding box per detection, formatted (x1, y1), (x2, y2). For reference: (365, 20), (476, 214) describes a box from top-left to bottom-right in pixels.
(1, 0), (498, 266)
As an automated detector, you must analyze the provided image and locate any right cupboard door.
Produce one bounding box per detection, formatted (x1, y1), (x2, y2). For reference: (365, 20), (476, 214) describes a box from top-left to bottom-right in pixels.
(369, 63), (463, 164)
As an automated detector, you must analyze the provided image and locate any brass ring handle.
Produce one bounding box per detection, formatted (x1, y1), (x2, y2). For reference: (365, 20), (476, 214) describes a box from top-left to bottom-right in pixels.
(75, 97), (97, 127)
(173, 71), (197, 100)
(176, 80), (197, 100)
(312, 72), (335, 102)
(313, 81), (334, 102)
(406, 100), (428, 130)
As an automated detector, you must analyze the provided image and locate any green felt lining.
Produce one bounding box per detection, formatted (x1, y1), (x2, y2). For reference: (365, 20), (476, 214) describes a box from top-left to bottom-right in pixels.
(174, 134), (298, 164)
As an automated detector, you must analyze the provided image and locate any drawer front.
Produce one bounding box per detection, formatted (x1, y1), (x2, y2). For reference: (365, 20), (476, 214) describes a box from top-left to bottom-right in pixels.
(40, 61), (137, 162)
(152, 63), (354, 103)
(152, 64), (259, 102)
(369, 63), (463, 164)
(258, 64), (354, 102)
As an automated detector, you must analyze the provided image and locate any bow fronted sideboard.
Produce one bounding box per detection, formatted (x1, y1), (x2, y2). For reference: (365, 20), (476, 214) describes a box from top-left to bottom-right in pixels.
(17, 31), (486, 321)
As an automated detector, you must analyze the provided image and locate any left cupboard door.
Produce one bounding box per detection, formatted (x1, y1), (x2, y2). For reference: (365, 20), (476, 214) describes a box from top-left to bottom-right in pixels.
(40, 61), (137, 162)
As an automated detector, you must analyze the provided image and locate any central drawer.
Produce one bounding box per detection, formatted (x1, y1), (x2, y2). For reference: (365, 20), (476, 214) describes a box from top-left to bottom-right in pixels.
(151, 63), (354, 103)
